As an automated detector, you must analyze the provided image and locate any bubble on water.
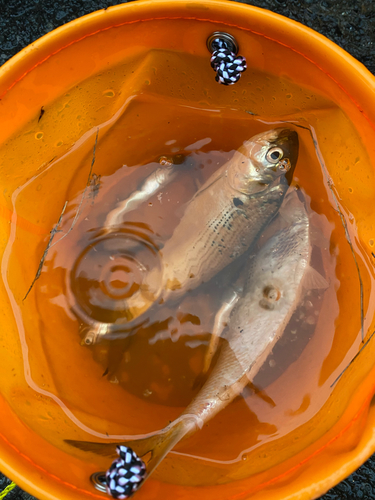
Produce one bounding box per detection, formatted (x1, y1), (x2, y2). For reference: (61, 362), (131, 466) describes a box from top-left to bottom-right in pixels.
(304, 300), (313, 310)
(68, 225), (162, 331)
(35, 132), (43, 140)
(306, 315), (316, 325)
(159, 156), (173, 166)
(103, 89), (115, 98)
(369, 239), (374, 247)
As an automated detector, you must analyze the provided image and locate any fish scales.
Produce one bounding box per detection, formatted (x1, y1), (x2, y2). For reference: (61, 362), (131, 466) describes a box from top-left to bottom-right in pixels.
(141, 128), (299, 308)
(180, 192), (311, 423)
(157, 179), (288, 300)
(66, 192), (330, 500)
(78, 129), (299, 355)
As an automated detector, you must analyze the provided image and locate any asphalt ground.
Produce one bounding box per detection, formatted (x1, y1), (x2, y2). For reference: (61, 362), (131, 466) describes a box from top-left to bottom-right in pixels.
(0, 0), (374, 499)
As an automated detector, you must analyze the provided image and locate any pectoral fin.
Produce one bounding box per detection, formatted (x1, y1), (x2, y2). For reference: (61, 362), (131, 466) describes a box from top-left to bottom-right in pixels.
(202, 283), (243, 375)
(303, 265), (329, 290)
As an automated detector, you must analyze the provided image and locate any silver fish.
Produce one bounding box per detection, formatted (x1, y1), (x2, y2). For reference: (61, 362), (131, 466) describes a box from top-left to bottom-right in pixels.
(84, 128), (299, 343)
(104, 155), (185, 228)
(67, 190), (328, 493)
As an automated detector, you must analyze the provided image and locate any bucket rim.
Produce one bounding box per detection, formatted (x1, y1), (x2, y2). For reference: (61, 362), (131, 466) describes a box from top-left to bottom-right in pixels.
(0, 1), (375, 500)
(0, 0), (374, 102)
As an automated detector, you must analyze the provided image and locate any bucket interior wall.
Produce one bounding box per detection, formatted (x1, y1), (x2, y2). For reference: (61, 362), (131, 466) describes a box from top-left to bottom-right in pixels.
(0, 2), (375, 500)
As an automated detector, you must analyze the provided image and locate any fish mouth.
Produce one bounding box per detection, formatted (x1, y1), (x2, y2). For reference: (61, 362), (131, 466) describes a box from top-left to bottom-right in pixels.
(273, 128), (299, 181)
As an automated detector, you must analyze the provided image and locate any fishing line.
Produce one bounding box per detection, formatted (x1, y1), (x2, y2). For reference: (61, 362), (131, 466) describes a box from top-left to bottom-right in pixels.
(282, 121), (364, 334)
(280, 120), (368, 386)
(308, 126), (364, 340)
(23, 128), (99, 300)
(49, 127), (100, 250)
(330, 330), (375, 388)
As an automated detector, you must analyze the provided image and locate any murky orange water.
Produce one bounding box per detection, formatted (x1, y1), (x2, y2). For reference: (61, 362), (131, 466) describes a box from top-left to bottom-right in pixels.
(1, 58), (375, 497)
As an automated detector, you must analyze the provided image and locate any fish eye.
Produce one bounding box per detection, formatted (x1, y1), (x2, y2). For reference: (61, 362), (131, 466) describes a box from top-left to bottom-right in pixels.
(266, 147), (284, 164)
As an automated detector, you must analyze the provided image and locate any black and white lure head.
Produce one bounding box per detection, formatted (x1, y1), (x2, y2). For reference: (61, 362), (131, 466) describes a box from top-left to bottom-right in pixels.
(106, 446), (146, 499)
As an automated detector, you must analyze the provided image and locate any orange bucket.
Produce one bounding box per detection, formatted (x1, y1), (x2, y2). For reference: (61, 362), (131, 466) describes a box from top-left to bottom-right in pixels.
(0, 1), (375, 499)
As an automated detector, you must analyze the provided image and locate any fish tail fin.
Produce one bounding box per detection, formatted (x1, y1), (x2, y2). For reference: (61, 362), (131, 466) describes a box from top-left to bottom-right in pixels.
(66, 416), (195, 477)
(136, 419), (191, 475)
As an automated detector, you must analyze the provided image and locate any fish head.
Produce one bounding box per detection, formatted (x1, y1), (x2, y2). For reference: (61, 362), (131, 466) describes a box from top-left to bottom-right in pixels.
(228, 128), (299, 195)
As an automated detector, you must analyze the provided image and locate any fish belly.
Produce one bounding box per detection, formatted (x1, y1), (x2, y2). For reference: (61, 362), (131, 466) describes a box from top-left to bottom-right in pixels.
(152, 179), (288, 301)
(181, 198), (310, 423)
